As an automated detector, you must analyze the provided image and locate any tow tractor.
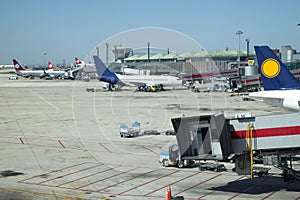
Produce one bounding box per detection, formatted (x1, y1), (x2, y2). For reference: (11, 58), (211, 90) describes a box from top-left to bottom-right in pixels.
(136, 84), (158, 92)
(136, 84), (165, 92)
(159, 144), (193, 168)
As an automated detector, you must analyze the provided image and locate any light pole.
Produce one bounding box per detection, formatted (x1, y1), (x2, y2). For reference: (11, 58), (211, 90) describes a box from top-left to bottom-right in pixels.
(105, 43), (109, 64)
(246, 38), (250, 58)
(236, 30), (243, 66)
(43, 53), (47, 69)
(96, 47), (99, 57)
(147, 41), (150, 63)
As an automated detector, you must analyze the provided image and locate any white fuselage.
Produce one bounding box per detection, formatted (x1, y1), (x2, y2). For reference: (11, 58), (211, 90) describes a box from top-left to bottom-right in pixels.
(116, 74), (183, 88)
(0, 65), (15, 74)
(249, 90), (300, 111)
(16, 69), (67, 78)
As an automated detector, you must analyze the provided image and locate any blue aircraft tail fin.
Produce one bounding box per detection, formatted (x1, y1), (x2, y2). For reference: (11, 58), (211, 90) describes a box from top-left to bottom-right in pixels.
(93, 56), (122, 85)
(254, 46), (300, 90)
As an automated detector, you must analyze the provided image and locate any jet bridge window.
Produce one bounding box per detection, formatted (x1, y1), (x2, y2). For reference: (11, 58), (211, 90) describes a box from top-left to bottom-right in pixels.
(187, 121), (211, 156)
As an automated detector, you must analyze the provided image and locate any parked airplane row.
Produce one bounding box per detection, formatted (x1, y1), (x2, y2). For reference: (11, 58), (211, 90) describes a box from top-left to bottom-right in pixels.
(10, 57), (88, 79)
(10, 57), (185, 91)
(13, 59), (68, 79)
(7, 46), (300, 111)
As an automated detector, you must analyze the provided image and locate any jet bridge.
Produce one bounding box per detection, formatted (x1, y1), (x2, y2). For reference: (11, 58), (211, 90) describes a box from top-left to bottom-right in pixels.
(172, 112), (300, 175)
(230, 112), (300, 175)
(229, 112), (300, 155)
(171, 113), (232, 161)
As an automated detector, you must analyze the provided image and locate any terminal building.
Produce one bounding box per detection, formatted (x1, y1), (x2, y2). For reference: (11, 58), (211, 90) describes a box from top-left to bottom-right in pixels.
(80, 44), (300, 84)
(118, 49), (254, 75)
(108, 45), (300, 76)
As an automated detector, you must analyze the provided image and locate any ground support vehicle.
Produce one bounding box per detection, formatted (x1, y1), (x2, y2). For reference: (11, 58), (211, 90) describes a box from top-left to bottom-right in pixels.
(120, 128), (139, 138)
(86, 88), (95, 92)
(159, 144), (193, 168)
(252, 166), (270, 177)
(165, 130), (175, 135)
(198, 162), (226, 172)
(9, 75), (18, 80)
(143, 129), (160, 135)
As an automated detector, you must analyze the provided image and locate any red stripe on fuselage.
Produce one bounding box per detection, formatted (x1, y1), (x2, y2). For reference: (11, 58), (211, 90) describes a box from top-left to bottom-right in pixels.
(231, 126), (300, 140)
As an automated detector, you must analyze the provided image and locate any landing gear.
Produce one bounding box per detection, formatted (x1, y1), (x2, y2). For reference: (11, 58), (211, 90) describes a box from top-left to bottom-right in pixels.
(108, 84), (116, 91)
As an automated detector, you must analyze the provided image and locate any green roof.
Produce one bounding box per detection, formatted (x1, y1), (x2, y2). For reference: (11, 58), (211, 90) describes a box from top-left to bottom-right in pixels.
(161, 53), (181, 59)
(124, 54), (142, 61)
(135, 54), (152, 60)
(179, 52), (196, 58)
(124, 50), (256, 62)
(150, 53), (164, 59)
(193, 51), (209, 57)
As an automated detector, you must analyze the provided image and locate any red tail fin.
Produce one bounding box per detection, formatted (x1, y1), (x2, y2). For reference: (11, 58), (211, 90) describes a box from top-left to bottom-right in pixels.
(12, 59), (26, 71)
(75, 57), (82, 64)
(48, 61), (55, 70)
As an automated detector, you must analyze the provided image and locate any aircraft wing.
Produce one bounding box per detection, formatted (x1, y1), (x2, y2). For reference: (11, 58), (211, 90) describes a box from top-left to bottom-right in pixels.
(249, 91), (284, 107)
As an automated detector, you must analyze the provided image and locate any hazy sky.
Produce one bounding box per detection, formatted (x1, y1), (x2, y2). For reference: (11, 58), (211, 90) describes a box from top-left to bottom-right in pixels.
(1, 0), (300, 65)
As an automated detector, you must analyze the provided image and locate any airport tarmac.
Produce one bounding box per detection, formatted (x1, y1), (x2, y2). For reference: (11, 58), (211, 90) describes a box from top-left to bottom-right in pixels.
(0, 74), (299, 200)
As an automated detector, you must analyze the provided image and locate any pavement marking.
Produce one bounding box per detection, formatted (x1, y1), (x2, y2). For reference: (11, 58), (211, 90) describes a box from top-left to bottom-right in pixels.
(0, 136), (162, 157)
(0, 187), (73, 199)
(19, 138), (24, 144)
(37, 163), (104, 186)
(58, 140), (66, 148)
(18, 162), (90, 183)
(55, 164), (116, 188)
(173, 174), (222, 196)
(78, 166), (140, 190)
(228, 176), (268, 200)
(261, 191), (278, 200)
(141, 145), (159, 155)
(124, 170), (180, 196)
(100, 168), (162, 195)
(18, 161), (273, 199)
(197, 175), (245, 199)
(145, 170), (202, 197)
(29, 89), (60, 111)
(98, 142), (112, 153)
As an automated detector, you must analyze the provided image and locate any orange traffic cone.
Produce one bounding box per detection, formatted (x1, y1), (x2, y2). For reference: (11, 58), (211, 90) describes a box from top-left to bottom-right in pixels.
(164, 185), (172, 200)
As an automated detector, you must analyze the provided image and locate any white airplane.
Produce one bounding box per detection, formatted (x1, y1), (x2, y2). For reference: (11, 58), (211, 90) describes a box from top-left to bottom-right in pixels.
(93, 56), (184, 91)
(249, 46), (300, 111)
(13, 59), (44, 78)
(0, 64), (15, 74)
(47, 61), (68, 78)
(75, 57), (95, 67)
(13, 59), (67, 79)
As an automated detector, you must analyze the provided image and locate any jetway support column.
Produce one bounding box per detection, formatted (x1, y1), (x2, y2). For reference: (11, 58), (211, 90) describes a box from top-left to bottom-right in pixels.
(246, 123), (253, 178)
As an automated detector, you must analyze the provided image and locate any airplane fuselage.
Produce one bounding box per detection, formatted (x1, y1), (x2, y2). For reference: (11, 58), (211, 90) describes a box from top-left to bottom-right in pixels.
(250, 90), (300, 111)
(116, 74), (183, 87)
(16, 69), (66, 78)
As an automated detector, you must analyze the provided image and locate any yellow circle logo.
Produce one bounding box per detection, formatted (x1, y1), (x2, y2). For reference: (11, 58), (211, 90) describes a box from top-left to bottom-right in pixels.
(261, 58), (280, 78)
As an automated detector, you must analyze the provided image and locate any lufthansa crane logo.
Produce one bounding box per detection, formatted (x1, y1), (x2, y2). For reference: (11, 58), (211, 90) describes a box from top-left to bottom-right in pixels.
(261, 58), (280, 78)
